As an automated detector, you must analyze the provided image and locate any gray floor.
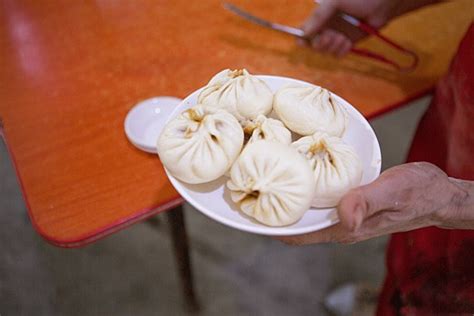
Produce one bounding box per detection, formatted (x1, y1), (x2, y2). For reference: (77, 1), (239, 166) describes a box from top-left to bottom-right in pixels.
(0, 98), (429, 316)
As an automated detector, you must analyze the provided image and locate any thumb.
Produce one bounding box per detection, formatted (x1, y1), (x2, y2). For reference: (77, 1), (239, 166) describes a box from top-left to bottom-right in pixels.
(337, 177), (399, 231)
(302, 0), (338, 38)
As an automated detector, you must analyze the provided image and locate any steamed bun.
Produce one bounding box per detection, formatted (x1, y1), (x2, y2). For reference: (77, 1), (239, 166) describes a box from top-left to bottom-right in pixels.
(157, 105), (244, 184)
(242, 115), (292, 145)
(227, 140), (315, 226)
(198, 69), (273, 122)
(274, 84), (347, 137)
(292, 132), (362, 208)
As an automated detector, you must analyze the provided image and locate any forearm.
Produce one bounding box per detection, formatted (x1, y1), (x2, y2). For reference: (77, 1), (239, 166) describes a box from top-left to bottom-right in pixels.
(437, 177), (474, 229)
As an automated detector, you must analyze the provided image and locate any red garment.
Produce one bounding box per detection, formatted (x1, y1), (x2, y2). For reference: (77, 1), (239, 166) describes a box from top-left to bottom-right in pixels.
(377, 23), (474, 315)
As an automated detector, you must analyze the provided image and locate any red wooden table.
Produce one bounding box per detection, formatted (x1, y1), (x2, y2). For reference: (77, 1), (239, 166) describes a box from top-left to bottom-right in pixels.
(1, 0), (472, 309)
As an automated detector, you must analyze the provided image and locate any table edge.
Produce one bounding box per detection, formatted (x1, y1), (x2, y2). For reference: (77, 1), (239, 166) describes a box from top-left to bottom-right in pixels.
(0, 87), (433, 248)
(365, 87), (434, 120)
(1, 126), (184, 248)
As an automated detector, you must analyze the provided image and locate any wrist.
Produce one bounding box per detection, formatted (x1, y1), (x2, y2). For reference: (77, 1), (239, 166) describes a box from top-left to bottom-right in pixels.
(436, 178), (474, 229)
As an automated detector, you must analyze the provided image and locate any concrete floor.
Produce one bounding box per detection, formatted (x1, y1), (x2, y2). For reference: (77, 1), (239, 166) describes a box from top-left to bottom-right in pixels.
(0, 97), (429, 316)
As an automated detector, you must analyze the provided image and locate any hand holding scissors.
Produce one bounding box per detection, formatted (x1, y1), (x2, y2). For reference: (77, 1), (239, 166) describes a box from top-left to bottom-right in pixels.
(224, 1), (419, 72)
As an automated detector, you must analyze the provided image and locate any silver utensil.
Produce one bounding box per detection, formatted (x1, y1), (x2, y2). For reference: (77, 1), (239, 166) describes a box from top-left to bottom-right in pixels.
(222, 2), (419, 71)
(223, 2), (305, 38)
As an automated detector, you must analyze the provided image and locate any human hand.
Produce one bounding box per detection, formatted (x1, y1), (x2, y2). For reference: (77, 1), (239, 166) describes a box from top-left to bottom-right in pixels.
(279, 162), (472, 245)
(301, 0), (441, 56)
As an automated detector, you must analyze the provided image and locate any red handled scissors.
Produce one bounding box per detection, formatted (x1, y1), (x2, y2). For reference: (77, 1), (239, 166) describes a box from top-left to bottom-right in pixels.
(223, 2), (419, 72)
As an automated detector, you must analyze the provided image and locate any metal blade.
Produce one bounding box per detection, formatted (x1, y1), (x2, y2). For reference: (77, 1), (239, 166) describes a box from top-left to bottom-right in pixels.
(223, 3), (305, 38)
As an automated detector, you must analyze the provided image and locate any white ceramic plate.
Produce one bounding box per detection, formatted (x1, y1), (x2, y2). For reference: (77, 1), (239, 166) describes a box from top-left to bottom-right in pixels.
(164, 76), (382, 236)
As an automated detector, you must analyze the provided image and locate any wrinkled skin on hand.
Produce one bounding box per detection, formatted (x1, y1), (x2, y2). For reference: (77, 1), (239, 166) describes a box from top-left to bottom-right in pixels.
(279, 162), (473, 245)
(300, 0), (442, 56)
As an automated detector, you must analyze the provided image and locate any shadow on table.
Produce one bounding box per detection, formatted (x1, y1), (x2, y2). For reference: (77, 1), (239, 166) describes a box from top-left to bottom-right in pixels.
(219, 32), (435, 95)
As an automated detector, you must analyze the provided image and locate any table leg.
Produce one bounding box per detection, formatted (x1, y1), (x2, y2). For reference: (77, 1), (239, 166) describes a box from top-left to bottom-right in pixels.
(166, 204), (200, 312)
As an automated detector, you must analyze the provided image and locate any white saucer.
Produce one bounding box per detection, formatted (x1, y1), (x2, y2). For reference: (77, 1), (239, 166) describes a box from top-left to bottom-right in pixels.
(124, 96), (182, 153)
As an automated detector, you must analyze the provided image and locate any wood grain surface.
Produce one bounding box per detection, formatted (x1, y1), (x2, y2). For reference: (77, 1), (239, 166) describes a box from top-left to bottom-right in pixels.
(0, 0), (472, 247)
